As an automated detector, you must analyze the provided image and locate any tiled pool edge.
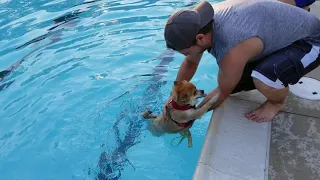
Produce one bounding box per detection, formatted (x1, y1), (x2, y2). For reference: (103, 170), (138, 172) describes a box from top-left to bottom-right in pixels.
(193, 96), (270, 180)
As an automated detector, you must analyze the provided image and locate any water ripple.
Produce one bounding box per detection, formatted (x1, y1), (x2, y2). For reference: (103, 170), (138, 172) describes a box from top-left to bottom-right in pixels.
(9, 101), (31, 117)
(20, 57), (86, 87)
(0, 0), (217, 179)
(3, 94), (27, 111)
(40, 62), (83, 87)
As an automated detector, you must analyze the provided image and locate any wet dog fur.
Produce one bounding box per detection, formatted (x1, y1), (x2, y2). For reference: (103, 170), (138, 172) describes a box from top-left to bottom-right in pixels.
(142, 80), (219, 147)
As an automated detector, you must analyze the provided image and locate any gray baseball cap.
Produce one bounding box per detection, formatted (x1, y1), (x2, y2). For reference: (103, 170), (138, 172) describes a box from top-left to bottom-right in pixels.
(164, 1), (214, 51)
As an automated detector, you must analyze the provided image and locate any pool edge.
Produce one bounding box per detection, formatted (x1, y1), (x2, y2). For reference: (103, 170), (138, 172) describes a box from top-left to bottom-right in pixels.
(192, 96), (271, 180)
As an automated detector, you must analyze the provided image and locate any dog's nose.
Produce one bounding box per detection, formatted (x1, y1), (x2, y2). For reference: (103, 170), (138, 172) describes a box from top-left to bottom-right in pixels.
(200, 90), (204, 94)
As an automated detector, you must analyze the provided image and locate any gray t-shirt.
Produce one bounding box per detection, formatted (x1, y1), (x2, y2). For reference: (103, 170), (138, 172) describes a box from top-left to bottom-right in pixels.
(208, 0), (320, 64)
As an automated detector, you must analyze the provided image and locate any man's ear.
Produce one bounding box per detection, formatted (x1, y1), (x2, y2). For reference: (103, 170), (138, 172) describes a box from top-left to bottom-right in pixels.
(174, 80), (182, 85)
(196, 34), (206, 44)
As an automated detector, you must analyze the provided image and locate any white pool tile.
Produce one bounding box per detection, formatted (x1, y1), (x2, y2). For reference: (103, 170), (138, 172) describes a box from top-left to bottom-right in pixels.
(194, 97), (271, 180)
(193, 162), (244, 180)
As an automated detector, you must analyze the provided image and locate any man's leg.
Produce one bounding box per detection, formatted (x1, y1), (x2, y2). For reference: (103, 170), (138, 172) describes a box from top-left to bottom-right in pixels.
(229, 64), (289, 122)
(246, 40), (320, 122)
(246, 78), (288, 122)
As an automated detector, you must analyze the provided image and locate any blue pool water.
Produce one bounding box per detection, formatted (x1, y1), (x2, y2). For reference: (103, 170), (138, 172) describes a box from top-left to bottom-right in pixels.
(0, 0), (220, 179)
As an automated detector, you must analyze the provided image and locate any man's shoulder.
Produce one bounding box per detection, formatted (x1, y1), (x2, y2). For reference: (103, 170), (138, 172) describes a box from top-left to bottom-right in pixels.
(219, 37), (264, 68)
(209, 35), (264, 65)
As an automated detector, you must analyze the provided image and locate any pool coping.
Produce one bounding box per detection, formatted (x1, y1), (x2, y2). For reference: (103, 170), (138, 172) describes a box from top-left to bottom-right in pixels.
(193, 3), (320, 180)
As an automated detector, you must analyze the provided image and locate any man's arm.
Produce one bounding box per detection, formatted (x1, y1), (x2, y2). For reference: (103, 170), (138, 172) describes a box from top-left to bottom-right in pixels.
(175, 53), (203, 81)
(198, 37), (264, 109)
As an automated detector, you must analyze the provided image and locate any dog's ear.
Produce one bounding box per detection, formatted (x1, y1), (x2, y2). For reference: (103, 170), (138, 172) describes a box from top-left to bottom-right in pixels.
(174, 80), (182, 85)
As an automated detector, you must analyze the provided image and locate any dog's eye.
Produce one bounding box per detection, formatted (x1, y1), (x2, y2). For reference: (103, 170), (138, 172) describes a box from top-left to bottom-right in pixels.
(194, 91), (197, 95)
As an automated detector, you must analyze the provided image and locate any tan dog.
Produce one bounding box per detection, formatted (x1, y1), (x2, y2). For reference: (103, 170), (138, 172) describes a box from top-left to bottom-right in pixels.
(142, 80), (218, 147)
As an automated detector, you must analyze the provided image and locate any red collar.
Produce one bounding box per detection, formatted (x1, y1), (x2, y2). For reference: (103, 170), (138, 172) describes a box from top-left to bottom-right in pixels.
(169, 98), (196, 111)
(163, 97), (196, 128)
(172, 119), (195, 128)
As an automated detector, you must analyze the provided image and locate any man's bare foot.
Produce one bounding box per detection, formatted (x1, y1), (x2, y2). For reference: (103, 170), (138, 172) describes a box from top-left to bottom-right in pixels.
(245, 100), (284, 123)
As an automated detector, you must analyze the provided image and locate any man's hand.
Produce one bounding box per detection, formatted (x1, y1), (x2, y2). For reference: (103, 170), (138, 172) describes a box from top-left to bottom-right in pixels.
(175, 53), (203, 81)
(197, 87), (220, 109)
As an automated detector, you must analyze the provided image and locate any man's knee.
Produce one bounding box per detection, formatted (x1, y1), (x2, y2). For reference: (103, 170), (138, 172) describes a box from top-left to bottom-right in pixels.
(253, 77), (283, 91)
(253, 77), (289, 102)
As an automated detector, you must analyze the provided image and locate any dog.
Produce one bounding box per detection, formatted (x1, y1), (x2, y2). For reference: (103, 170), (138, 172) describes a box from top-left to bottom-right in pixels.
(142, 80), (219, 147)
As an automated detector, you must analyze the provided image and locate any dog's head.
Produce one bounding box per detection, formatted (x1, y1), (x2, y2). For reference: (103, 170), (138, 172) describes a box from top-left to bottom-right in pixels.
(171, 80), (206, 106)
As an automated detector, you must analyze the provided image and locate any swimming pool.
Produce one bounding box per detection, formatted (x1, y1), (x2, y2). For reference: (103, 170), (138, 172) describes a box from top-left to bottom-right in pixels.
(0, 0), (220, 179)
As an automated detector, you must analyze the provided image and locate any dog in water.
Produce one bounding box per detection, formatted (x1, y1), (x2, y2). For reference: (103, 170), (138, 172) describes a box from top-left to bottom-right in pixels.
(142, 80), (219, 147)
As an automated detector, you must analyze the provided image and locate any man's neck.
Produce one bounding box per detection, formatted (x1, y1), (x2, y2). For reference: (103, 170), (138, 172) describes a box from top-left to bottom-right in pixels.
(206, 32), (213, 52)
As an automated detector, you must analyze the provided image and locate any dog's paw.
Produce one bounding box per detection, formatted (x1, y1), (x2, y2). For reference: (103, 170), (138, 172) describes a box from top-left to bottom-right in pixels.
(142, 109), (153, 119)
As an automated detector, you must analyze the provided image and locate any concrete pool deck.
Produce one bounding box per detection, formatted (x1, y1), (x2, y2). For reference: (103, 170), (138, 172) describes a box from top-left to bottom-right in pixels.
(193, 3), (320, 180)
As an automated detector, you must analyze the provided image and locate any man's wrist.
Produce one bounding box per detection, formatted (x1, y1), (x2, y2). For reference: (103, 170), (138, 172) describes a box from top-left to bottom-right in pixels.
(210, 88), (229, 109)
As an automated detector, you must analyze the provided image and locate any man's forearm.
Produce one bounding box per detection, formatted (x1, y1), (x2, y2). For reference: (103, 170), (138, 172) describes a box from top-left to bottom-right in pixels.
(176, 59), (198, 81)
(175, 53), (202, 81)
(210, 87), (229, 109)
(197, 86), (228, 110)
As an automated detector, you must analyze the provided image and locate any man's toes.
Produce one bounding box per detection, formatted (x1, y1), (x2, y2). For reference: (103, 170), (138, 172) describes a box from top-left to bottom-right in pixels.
(245, 112), (253, 119)
(251, 115), (262, 122)
(247, 112), (259, 121)
(246, 112), (254, 118)
(246, 112), (258, 121)
(256, 117), (265, 123)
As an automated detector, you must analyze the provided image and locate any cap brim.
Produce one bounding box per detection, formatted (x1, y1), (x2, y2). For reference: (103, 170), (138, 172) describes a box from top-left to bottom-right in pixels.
(193, 1), (214, 27)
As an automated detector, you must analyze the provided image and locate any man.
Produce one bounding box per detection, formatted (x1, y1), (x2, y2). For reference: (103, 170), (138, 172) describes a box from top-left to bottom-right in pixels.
(164, 0), (320, 123)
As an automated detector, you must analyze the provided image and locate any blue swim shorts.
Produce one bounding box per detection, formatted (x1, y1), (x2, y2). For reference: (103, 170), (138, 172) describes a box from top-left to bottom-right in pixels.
(232, 40), (320, 93)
